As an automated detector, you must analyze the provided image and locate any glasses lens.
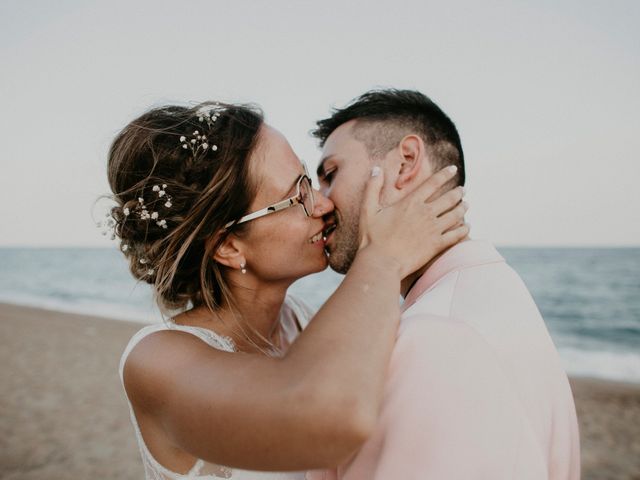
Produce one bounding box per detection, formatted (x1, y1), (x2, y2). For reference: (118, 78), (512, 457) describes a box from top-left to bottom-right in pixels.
(300, 176), (314, 216)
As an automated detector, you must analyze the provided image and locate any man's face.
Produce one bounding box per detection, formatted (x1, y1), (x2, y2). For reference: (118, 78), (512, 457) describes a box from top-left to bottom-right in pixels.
(317, 120), (373, 273)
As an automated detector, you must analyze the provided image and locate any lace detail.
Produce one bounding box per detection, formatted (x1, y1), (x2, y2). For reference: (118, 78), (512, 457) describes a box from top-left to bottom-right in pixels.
(119, 296), (313, 480)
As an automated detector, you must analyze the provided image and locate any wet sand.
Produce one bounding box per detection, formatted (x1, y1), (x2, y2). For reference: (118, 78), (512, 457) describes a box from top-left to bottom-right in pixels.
(1, 303), (639, 479)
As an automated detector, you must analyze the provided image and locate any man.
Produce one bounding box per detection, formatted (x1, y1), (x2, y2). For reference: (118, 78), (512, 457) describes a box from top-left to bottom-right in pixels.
(308, 90), (580, 479)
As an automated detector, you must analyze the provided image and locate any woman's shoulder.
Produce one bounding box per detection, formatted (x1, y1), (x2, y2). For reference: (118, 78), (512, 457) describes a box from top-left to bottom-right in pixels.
(119, 323), (235, 392)
(121, 322), (234, 364)
(119, 323), (238, 415)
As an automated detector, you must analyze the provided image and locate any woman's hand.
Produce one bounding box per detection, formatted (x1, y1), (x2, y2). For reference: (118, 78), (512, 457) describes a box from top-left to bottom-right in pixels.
(358, 165), (469, 280)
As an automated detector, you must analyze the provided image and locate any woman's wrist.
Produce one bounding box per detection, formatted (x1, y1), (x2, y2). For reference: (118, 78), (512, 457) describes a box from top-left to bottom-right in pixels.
(353, 245), (405, 284)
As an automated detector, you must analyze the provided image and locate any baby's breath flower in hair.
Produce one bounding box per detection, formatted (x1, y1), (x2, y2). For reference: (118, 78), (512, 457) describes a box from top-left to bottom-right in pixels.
(97, 212), (116, 238)
(180, 130), (216, 158)
(179, 105), (224, 160)
(97, 183), (174, 256)
(197, 104), (223, 127)
(104, 101), (263, 317)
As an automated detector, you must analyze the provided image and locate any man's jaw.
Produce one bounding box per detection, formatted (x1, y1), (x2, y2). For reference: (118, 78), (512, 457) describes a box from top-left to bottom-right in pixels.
(324, 223), (360, 274)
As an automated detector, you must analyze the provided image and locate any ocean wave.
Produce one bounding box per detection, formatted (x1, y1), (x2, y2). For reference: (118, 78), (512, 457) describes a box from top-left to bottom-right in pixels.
(3, 293), (640, 384)
(0, 292), (159, 324)
(558, 346), (640, 383)
(1, 247), (639, 383)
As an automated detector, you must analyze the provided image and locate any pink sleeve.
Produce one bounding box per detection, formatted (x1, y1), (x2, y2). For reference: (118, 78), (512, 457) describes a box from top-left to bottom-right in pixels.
(371, 317), (532, 480)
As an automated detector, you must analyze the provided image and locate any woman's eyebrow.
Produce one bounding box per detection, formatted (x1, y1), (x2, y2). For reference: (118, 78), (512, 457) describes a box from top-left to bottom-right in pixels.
(280, 174), (302, 200)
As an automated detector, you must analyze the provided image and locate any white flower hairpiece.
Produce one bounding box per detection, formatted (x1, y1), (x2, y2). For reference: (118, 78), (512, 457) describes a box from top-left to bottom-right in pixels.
(180, 130), (217, 156)
(97, 212), (117, 240)
(179, 105), (223, 158)
(98, 183), (173, 244)
(137, 258), (153, 276)
(197, 104), (223, 127)
(134, 184), (172, 229)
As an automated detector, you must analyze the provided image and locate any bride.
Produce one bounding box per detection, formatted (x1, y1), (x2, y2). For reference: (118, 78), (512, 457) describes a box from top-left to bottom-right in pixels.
(108, 101), (467, 479)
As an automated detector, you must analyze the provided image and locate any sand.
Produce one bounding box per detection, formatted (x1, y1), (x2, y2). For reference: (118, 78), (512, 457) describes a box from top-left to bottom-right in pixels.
(1, 303), (639, 480)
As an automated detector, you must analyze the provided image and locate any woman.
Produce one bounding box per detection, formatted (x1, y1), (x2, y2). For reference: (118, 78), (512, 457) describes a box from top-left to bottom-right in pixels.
(110, 102), (467, 479)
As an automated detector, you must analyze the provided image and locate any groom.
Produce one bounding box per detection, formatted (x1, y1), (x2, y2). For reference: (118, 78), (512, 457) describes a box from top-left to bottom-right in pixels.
(309, 90), (580, 479)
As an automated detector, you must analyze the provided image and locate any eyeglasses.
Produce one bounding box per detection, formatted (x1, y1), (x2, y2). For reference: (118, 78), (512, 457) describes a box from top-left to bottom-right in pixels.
(224, 165), (315, 229)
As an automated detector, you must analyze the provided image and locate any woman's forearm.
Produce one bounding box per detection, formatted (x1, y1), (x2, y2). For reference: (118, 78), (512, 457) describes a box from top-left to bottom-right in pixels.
(282, 247), (402, 436)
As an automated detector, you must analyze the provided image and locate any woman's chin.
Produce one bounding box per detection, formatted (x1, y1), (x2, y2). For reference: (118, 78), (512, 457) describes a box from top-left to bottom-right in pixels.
(294, 257), (329, 280)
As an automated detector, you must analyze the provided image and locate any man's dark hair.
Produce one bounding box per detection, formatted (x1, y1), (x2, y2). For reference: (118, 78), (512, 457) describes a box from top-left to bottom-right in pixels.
(312, 89), (465, 186)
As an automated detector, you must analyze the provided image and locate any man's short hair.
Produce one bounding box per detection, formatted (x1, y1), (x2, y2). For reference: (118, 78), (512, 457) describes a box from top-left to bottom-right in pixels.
(312, 89), (465, 186)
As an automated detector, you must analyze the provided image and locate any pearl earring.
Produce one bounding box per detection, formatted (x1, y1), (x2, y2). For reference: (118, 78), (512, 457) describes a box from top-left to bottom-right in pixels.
(240, 262), (247, 274)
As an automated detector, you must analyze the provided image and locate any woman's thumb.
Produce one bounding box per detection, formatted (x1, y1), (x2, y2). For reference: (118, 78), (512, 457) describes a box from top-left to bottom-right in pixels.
(362, 166), (384, 217)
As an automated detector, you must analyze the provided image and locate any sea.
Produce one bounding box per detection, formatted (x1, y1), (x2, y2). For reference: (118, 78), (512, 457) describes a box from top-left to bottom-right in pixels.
(1, 247), (638, 383)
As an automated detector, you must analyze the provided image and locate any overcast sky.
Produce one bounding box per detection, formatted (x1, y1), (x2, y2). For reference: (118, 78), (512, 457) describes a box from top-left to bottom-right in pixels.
(1, 0), (638, 247)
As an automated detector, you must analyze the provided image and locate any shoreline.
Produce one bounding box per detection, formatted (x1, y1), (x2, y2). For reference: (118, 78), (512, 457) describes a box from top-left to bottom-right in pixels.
(1, 302), (639, 479)
(0, 298), (156, 325)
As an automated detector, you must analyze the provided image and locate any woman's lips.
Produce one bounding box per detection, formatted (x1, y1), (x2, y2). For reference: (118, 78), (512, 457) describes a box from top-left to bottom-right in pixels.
(323, 223), (337, 240)
(323, 226), (336, 250)
(308, 230), (325, 244)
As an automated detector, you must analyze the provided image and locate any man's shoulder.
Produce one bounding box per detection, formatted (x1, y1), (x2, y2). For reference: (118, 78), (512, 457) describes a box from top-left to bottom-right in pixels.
(395, 313), (497, 365)
(404, 257), (534, 321)
(402, 268), (461, 319)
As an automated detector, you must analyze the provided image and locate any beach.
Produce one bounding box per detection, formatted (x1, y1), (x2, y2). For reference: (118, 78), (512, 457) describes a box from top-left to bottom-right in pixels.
(1, 303), (639, 480)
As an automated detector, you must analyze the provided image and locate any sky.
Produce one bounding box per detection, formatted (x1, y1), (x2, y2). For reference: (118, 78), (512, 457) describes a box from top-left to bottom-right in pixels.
(1, 0), (639, 247)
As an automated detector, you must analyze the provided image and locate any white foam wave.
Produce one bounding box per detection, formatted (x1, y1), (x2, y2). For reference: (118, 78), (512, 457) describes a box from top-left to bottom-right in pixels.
(558, 346), (640, 383)
(2, 291), (639, 384)
(0, 292), (160, 324)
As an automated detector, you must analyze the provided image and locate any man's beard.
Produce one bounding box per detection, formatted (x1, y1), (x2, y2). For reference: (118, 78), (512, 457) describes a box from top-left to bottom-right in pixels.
(327, 210), (360, 274)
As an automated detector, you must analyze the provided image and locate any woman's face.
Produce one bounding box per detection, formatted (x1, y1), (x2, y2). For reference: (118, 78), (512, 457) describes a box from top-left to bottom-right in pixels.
(239, 125), (334, 283)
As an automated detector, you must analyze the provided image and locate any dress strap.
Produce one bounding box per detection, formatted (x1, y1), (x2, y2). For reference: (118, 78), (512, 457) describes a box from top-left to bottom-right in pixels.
(119, 322), (235, 385)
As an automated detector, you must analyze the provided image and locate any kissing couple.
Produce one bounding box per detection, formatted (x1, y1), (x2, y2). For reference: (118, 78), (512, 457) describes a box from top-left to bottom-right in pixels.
(112, 89), (580, 479)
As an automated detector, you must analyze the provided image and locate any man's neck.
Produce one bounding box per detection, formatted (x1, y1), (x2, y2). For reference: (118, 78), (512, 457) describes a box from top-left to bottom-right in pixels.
(400, 236), (470, 299)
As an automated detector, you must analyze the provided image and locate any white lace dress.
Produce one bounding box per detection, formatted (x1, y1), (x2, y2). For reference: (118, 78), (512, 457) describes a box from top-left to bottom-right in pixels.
(119, 295), (314, 480)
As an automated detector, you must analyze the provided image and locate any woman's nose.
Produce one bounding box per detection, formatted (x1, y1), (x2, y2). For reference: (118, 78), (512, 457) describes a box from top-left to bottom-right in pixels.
(312, 188), (334, 218)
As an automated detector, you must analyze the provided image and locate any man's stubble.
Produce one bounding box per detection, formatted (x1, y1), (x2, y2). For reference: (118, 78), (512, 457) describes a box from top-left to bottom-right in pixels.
(327, 183), (367, 275)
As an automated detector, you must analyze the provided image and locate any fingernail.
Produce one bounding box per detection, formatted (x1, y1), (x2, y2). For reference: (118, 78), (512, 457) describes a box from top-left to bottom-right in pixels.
(447, 165), (458, 174)
(371, 166), (381, 177)
(462, 201), (469, 210)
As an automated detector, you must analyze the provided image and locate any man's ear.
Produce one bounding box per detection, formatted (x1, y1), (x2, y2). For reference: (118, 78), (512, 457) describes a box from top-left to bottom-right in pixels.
(211, 234), (245, 271)
(395, 135), (424, 190)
